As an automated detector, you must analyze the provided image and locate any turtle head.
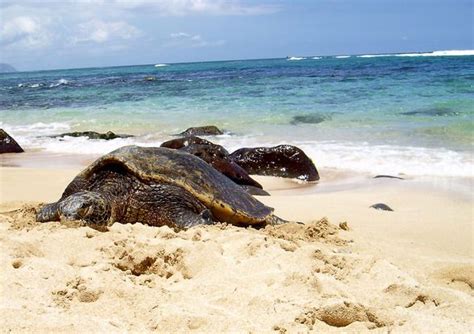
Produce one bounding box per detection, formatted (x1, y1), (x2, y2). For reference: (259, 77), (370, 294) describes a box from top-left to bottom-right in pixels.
(58, 191), (111, 226)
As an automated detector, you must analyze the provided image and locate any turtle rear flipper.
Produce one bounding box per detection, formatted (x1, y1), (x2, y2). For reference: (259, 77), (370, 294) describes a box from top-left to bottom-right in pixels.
(36, 202), (60, 222)
(172, 209), (215, 229)
(266, 214), (303, 225)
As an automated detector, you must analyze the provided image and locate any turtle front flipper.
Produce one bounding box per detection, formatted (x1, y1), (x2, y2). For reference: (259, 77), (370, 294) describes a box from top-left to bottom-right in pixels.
(121, 183), (216, 230)
(36, 202), (61, 222)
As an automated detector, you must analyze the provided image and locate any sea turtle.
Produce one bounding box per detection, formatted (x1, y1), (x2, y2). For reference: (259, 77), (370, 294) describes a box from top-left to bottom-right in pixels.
(36, 145), (286, 229)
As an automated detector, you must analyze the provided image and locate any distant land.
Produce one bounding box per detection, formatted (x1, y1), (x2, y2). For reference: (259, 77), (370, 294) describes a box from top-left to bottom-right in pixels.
(0, 63), (17, 73)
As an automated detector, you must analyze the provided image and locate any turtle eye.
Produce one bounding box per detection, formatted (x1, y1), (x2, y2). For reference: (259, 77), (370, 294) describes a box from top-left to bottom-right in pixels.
(82, 205), (94, 216)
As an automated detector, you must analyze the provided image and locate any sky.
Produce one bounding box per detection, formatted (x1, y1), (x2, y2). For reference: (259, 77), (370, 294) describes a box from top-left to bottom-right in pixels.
(0, 0), (472, 71)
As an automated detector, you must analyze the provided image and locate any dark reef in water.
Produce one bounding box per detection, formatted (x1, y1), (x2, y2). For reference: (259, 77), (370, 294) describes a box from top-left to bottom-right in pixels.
(290, 114), (331, 125)
(401, 106), (458, 117)
(0, 129), (24, 154)
(51, 131), (133, 140)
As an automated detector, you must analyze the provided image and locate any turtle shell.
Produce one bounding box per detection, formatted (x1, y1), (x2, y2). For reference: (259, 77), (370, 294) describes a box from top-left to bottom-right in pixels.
(76, 145), (273, 224)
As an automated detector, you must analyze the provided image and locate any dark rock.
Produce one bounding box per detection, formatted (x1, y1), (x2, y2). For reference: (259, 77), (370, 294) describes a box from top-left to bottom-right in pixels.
(339, 222), (349, 230)
(370, 203), (394, 211)
(290, 113), (331, 125)
(51, 131), (133, 140)
(0, 129), (24, 154)
(230, 145), (319, 181)
(178, 125), (223, 136)
(374, 175), (404, 180)
(161, 136), (216, 150)
(161, 137), (263, 190)
(401, 107), (458, 117)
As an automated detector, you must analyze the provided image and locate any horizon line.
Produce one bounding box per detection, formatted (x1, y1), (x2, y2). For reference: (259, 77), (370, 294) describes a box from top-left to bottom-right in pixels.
(2, 48), (473, 74)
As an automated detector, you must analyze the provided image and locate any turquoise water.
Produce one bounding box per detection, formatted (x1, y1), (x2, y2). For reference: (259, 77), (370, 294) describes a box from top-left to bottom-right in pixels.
(1, 53), (473, 176)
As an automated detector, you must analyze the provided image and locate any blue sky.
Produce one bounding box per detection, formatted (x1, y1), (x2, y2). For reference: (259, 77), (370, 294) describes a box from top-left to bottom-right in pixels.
(0, 0), (472, 71)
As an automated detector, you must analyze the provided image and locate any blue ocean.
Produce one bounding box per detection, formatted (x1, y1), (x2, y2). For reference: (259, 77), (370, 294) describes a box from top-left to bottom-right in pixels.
(1, 51), (473, 177)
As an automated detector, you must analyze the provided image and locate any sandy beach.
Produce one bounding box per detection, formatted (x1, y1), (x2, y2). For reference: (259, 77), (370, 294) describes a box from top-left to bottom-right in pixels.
(1, 161), (472, 333)
(2, 1), (472, 331)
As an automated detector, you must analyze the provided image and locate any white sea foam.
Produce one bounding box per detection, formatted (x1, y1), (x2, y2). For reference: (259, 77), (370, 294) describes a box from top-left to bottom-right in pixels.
(37, 136), (473, 178)
(287, 57), (305, 61)
(3, 122), (472, 178)
(335, 55), (350, 59)
(298, 142), (473, 178)
(395, 50), (474, 57)
(49, 78), (69, 88)
(312, 56), (322, 60)
(357, 50), (474, 58)
(32, 136), (154, 155)
(1, 122), (71, 136)
(154, 64), (168, 67)
(358, 54), (392, 58)
(215, 137), (473, 178)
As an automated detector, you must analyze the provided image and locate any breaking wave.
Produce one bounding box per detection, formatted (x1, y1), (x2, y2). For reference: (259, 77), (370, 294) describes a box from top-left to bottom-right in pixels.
(49, 78), (69, 88)
(358, 50), (474, 58)
(287, 57), (306, 61)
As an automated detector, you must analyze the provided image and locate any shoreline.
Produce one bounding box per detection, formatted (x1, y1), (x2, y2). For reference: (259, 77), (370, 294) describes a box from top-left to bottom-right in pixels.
(2, 149), (472, 199)
(1, 164), (472, 258)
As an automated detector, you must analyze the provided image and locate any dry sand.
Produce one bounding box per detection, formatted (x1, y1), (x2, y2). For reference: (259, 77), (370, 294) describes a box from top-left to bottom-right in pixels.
(0, 165), (473, 333)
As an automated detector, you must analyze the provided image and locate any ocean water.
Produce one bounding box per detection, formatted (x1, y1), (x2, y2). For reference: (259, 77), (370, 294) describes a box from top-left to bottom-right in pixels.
(1, 51), (473, 177)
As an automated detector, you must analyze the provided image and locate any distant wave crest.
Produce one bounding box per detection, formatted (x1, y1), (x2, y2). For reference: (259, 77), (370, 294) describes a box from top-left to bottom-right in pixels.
(18, 83), (43, 88)
(335, 55), (350, 59)
(287, 56), (305, 61)
(18, 78), (69, 89)
(49, 78), (69, 88)
(358, 50), (474, 58)
(154, 64), (169, 67)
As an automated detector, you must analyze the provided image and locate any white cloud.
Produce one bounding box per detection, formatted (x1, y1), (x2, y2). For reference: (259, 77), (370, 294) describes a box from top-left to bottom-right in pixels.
(0, 16), (53, 48)
(168, 32), (225, 48)
(70, 19), (141, 44)
(0, 0), (277, 49)
(137, 0), (280, 16)
(0, 0), (279, 16)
